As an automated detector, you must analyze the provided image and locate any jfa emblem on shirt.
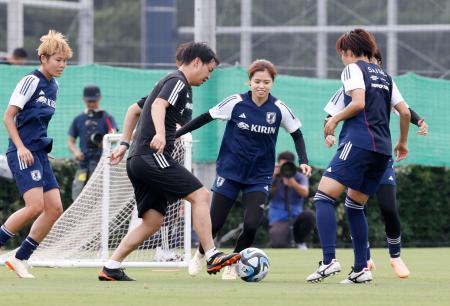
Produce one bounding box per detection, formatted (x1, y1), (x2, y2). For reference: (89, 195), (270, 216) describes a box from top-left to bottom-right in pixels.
(266, 112), (276, 124)
(216, 176), (225, 187)
(30, 170), (42, 181)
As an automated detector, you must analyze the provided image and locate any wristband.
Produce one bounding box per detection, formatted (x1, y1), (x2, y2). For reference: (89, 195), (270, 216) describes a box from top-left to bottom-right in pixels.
(120, 141), (130, 149)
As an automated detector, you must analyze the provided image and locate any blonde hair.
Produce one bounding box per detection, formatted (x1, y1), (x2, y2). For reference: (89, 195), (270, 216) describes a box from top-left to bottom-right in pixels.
(37, 30), (73, 59)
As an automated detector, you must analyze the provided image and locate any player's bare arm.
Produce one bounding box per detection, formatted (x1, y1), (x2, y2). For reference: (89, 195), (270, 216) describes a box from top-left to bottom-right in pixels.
(324, 89), (365, 136)
(393, 101), (411, 161)
(323, 116), (336, 147)
(3, 105), (34, 166)
(110, 103), (142, 165)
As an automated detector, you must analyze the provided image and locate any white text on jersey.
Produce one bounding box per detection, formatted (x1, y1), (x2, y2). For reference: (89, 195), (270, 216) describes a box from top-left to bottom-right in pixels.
(250, 124), (276, 134)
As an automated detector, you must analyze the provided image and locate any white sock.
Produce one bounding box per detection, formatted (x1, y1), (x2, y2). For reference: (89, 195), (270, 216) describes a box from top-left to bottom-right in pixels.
(105, 259), (122, 269)
(205, 247), (219, 261)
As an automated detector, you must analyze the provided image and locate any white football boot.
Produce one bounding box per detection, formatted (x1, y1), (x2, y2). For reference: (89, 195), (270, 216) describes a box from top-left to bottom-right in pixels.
(390, 257), (410, 278)
(340, 267), (372, 284)
(306, 259), (341, 283)
(5, 256), (35, 279)
(221, 264), (238, 280)
(188, 249), (205, 276)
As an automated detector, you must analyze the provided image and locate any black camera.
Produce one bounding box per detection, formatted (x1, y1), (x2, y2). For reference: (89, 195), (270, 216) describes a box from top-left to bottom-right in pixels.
(280, 161), (297, 178)
(88, 132), (103, 146)
(85, 109), (105, 149)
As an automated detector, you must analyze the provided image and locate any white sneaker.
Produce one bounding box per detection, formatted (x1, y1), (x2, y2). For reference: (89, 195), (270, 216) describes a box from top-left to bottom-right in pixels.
(306, 259), (341, 282)
(154, 247), (182, 262)
(297, 243), (308, 250)
(188, 249), (205, 276)
(5, 256), (35, 279)
(221, 264), (238, 280)
(340, 268), (372, 284)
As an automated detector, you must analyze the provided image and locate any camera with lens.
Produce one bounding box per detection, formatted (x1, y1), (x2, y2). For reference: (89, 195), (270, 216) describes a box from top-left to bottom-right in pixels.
(85, 109), (105, 150)
(279, 160), (298, 178)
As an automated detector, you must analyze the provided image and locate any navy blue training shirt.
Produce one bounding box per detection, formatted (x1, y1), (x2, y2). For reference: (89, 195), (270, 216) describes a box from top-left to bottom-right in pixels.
(209, 91), (301, 185)
(338, 61), (394, 156)
(7, 70), (58, 154)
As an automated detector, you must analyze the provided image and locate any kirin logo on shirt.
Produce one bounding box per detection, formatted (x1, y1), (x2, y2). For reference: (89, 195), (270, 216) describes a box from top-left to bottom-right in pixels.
(30, 170), (42, 181)
(266, 112), (276, 124)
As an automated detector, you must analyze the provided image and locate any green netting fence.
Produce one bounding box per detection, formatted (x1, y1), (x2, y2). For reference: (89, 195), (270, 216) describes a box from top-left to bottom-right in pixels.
(1, 64), (448, 168)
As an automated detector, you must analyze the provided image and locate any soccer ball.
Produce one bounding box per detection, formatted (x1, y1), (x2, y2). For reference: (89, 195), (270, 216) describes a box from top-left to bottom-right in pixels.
(237, 247), (270, 282)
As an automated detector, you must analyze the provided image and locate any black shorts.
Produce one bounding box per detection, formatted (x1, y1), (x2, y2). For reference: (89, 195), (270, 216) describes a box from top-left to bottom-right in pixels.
(126, 154), (203, 217)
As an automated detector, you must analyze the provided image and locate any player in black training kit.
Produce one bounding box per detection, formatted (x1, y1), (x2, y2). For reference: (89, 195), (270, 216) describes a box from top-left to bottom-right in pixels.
(98, 42), (240, 281)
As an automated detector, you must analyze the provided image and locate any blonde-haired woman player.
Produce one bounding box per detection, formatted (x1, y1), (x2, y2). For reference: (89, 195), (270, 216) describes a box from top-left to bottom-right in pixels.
(1, 30), (72, 278)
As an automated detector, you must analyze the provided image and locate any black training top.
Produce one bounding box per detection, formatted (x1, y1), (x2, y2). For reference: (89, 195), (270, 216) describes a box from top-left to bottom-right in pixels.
(129, 70), (192, 157)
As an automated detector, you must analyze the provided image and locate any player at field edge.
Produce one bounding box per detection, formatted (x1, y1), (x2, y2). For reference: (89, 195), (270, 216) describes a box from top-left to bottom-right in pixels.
(306, 28), (411, 284)
(0, 30), (73, 278)
(98, 42), (240, 281)
(323, 49), (428, 279)
(176, 59), (312, 280)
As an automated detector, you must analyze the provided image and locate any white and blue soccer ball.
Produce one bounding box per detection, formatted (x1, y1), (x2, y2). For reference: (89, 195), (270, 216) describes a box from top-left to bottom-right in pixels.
(237, 247), (270, 282)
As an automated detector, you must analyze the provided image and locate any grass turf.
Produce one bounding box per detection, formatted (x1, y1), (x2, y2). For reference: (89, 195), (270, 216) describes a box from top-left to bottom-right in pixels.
(0, 248), (449, 306)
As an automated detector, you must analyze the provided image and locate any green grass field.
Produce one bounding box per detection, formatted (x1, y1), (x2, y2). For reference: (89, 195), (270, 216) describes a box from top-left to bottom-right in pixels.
(1, 248), (449, 306)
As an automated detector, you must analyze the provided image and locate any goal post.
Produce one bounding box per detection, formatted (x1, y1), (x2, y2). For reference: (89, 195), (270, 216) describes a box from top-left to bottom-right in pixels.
(0, 133), (192, 268)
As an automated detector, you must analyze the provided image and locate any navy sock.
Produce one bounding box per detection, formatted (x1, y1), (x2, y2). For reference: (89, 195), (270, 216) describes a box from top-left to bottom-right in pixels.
(314, 191), (337, 265)
(15, 236), (39, 261)
(0, 225), (15, 247)
(344, 196), (368, 272)
(387, 236), (401, 258)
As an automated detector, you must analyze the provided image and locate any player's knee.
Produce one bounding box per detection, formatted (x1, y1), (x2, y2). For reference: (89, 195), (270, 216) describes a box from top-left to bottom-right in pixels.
(143, 216), (163, 230)
(47, 204), (63, 221)
(25, 203), (44, 219)
(347, 189), (368, 204)
(141, 210), (164, 230)
(189, 187), (210, 206)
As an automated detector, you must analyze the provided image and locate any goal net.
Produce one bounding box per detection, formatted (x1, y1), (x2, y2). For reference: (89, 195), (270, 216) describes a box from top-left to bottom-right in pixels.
(0, 134), (192, 267)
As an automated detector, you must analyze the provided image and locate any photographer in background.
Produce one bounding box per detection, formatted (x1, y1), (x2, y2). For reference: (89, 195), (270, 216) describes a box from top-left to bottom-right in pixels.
(0, 47), (28, 65)
(68, 85), (117, 200)
(268, 151), (315, 249)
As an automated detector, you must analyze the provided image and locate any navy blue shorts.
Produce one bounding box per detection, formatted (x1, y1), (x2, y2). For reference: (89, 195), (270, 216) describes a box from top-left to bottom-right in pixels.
(212, 175), (271, 200)
(379, 158), (396, 186)
(7, 150), (59, 195)
(323, 142), (390, 196)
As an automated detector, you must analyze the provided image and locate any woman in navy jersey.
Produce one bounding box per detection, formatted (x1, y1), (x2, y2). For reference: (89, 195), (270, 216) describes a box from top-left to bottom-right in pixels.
(306, 29), (411, 284)
(322, 49), (428, 279)
(1, 30), (72, 278)
(176, 59), (312, 280)
(364, 50), (427, 278)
